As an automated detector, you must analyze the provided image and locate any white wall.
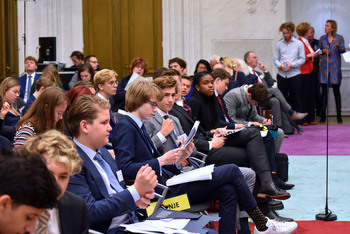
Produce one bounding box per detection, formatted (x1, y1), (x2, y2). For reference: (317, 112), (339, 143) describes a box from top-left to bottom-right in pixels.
(17, 0), (84, 74)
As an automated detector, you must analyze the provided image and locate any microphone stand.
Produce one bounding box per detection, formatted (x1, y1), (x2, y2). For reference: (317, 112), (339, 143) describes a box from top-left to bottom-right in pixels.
(316, 42), (337, 221)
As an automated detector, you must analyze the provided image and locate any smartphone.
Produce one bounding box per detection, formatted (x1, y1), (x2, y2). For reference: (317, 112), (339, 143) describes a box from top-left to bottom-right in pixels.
(284, 62), (288, 70)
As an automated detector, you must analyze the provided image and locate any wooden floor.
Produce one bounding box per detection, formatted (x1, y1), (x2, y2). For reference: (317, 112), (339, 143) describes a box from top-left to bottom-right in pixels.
(315, 116), (350, 124)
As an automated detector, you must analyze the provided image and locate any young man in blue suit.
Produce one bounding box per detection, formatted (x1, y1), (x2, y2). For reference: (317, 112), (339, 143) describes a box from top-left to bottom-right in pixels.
(22, 130), (89, 234)
(112, 80), (298, 234)
(67, 95), (157, 233)
(17, 56), (41, 103)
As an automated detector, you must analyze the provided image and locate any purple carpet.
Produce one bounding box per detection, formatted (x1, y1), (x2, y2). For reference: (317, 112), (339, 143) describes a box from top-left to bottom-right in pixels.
(279, 124), (350, 156)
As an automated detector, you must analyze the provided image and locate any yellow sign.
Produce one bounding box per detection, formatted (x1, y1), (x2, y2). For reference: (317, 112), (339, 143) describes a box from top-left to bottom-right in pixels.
(146, 194), (191, 216)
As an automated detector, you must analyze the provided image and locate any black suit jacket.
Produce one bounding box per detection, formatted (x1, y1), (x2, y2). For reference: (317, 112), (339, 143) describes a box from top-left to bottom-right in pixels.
(169, 104), (213, 153)
(58, 191), (90, 234)
(216, 95), (236, 129)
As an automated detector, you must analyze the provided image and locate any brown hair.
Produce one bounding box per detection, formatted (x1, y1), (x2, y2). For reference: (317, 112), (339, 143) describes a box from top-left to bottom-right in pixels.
(152, 76), (179, 93)
(326, 19), (337, 36)
(212, 68), (231, 81)
(248, 83), (269, 106)
(42, 64), (62, 85)
(77, 63), (95, 82)
(67, 95), (110, 137)
(125, 81), (164, 112)
(0, 77), (21, 116)
(130, 57), (148, 75)
(296, 22), (311, 37)
(17, 87), (68, 134)
(35, 76), (57, 91)
(153, 67), (169, 79)
(22, 130), (82, 175)
(279, 22), (295, 33)
(168, 57), (187, 69)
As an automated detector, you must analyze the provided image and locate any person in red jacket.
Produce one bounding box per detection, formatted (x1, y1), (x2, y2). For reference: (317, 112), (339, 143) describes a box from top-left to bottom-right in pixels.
(296, 22), (319, 125)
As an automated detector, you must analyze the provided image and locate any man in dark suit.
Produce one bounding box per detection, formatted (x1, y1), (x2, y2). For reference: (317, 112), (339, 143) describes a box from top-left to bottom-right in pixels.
(112, 80), (297, 233)
(22, 130), (90, 234)
(66, 95), (157, 233)
(17, 56), (41, 103)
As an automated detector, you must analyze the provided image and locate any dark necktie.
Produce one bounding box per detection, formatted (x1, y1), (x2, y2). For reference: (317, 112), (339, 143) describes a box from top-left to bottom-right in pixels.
(27, 75), (32, 100)
(94, 151), (123, 192)
(183, 103), (192, 117)
(141, 124), (154, 153)
(217, 95), (229, 120)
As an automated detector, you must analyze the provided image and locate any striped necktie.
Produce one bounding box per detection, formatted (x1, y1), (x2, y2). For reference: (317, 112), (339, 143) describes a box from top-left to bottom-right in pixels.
(37, 209), (50, 234)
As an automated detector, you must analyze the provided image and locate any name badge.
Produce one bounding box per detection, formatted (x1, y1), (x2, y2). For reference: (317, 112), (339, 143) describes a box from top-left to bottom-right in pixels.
(146, 194), (190, 216)
(116, 170), (124, 182)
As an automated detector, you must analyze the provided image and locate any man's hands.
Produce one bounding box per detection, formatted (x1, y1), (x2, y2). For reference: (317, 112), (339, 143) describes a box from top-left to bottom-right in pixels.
(133, 165), (158, 208)
(263, 119), (272, 125)
(160, 118), (174, 137)
(281, 62), (292, 72)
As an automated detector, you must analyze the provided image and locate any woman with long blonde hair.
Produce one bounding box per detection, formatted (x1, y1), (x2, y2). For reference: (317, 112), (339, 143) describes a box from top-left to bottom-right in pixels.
(14, 86), (68, 148)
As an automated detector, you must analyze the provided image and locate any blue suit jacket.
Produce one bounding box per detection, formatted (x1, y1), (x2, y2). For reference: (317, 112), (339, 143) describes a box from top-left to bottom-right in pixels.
(67, 145), (137, 233)
(22, 95), (36, 115)
(112, 116), (183, 194)
(17, 74), (40, 100)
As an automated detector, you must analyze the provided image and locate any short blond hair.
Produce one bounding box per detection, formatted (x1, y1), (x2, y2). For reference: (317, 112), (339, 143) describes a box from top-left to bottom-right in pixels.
(93, 69), (118, 91)
(125, 80), (163, 112)
(22, 130), (82, 175)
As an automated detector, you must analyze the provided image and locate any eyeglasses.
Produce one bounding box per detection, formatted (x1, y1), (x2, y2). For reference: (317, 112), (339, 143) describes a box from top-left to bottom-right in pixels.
(148, 101), (158, 108)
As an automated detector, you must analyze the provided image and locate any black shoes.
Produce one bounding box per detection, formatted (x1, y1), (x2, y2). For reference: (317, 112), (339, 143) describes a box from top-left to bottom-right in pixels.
(273, 175), (295, 190)
(269, 199), (284, 210)
(264, 209), (294, 222)
(258, 183), (291, 200)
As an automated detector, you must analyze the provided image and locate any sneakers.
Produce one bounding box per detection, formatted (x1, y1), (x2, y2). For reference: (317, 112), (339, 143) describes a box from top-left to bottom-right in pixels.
(254, 218), (298, 234)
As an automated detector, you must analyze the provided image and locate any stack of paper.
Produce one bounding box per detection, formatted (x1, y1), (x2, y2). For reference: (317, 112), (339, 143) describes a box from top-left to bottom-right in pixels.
(120, 219), (195, 234)
(166, 164), (215, 186)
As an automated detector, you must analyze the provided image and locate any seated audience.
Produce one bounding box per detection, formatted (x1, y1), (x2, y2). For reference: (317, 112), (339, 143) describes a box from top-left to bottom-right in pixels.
(112, 80), (297, 233)
(67, 95), (157, 233)
(14, 87), (68, 148)
(180, 75), (192, 100)
(17, 56), (41, 103)
(21, 130), (89, 233)
(112, 57), (148, 111)
(22, 76), (57, 115)
(0, 77), (21, 141)
(244, 51), (307, 128)
(0, 150), (59, 234)
(31, 64), (64, 95)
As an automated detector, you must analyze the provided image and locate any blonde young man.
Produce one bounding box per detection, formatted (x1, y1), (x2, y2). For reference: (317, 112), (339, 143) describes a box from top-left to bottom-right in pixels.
(22, 130), (89, 234)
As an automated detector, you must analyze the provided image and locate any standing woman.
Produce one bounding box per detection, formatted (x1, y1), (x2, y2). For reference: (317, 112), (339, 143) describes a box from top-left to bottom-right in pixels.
(0, 77), (21, 141)
(319, 20), (345, 123)
(296, 22), (318, 125)
(14, 86), (68, 148)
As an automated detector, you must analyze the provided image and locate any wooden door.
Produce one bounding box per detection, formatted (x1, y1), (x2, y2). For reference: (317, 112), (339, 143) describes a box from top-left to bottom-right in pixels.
(0, 0), (18, 80)
(82, 0), (162, 79)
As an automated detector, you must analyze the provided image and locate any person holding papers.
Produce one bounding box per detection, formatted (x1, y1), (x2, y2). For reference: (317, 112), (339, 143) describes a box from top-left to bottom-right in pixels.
(112, 80), (298, 234)
(66, 95), (158, 233)
(318, 20), (345, 123)
(112, 57), (149, 112)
